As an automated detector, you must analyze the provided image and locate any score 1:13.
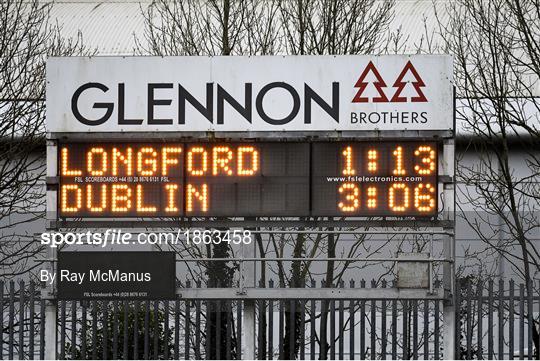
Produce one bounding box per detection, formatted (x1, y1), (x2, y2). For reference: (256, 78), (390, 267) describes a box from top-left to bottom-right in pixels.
(338, 144), (437, 214)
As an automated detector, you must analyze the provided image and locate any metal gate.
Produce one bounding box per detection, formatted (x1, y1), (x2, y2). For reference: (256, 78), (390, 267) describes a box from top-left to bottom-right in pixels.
(1, 278), (539, 359)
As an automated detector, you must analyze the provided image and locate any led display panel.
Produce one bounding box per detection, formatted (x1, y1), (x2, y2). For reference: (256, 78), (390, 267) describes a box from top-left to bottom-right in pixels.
(58, 141), (438, 218)
(58, 142), (310, 217)
(312, 142), (438, 216)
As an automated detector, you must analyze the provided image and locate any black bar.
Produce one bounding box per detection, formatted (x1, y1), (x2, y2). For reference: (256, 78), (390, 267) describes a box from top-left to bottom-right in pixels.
(423, 300), (429, 360)
(236, 301), (242, 360)
(477, 281), (483, 360)
(18, 281), (25, 360)
(279, 299), (284, 359)
(144, 301), (150, 360)
(0, 281), (3, 360)
(330, 299), (336, 360)
(434, 300), (439, 360)
(412, 300), (418, 359)
(226, 301), (232, 360)
(205, 301), (210, 359)
(185, 300), (191, 359)
(402, 300), (408, 360)
(381, 287), (387, 359)
(349, 298), (355, 360)
(133, 300), (139, 359)
(391, 299), (397, 359)
(195, 299), (201, 359)
(257, 298), (264, 360)
(289, 300), (295, 360)
(113, 301), (119, 359)
(60, 300), (66, 360)
(519, 284), (524, 360)
(509, 280), (514, 360)
(81, 301), (87, 360)
(339, 297), (344, 360)
(360, 279), (366, 359)
(39, 299), (45, 360)
(71, 300), (76, 360)
(499, 279), (505, 359)
(217, 300), (222, 360)
(123, 301), (128, 360)
(300, 300), (306, 360)
(103, 301), (108, 360)
(488, 280), (494, 359)
(174, 300), (180, 360)
(269, 299), (274, 360)
(92, 301), (97, 360)
(29, 282), (35, 360)
(466, 281), (472, 359)
(153, 301), (159, 360)
(370, 296), (376, 360)
(8, 282), (14, 360)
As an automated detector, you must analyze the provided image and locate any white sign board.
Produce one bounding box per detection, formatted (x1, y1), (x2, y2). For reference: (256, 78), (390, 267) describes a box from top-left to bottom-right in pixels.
(46, 55), (453, 133)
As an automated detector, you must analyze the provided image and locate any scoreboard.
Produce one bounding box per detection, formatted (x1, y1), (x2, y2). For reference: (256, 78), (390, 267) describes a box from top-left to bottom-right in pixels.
(58, 141), (439, 218)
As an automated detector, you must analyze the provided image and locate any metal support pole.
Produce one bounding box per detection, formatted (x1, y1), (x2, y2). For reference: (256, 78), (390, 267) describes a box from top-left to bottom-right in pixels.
(43, 246), (57, 359)
(44, 306), (57, 360)
(44, 139), (58, 360)
(242, 300), (256, 360)
(442, 137), (456, 359)
(443, 297), (456, 360)
(241, 220), (257, 359)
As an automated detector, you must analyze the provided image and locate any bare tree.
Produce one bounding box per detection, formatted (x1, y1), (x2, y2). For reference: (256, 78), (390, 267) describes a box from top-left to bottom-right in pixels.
(137, 0), (398, 357)
(278, 0), (395, 55)
(436, 0), (540, 356)
(0, 0), (88, 278)
(136, 0), (281, 56)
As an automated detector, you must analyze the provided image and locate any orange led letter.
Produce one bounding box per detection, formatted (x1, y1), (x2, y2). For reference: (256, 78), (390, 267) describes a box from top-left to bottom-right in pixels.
(136, 184), (157, 213)
(212, 146), (234, 175)
(186, 183), (208, 212)
(367, 149), (378, 173)
(414, 146), (436, 175)
(392, 146), (406, 175)
(187, 147), (208, 176)
(367, 186), (377, 208)
(137, 147), (158, 176)
(342, 146), (356, 175)
(414, 183), (435, 212)
(237, 146), (259, 176)
(86, 184), (107, 212)
(165, 184), (179, 213)
(162, 147), (182, 175)
(389, 183), (410, 212)
(338, 182), (359, 212)
(111, 184), (132, 212)
(87, 147), (107, 176)
(112, 147), (133, 175)
(61, 185), (82, 213)
(61, 148), (82, 176)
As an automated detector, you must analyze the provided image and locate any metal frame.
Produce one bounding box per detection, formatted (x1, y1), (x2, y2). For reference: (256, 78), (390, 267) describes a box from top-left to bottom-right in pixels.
(52, 219), (454, 229)
(48, 129), (453, 141)
(45, 128), (456, 359)
(46, 131), (455, 296)
(176, 287), (446, 300)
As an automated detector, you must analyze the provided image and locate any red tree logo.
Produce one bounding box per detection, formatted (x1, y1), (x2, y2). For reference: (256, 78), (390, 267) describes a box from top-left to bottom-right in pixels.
(352, 61), (389, 103)
(390, 61), (427, 102)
